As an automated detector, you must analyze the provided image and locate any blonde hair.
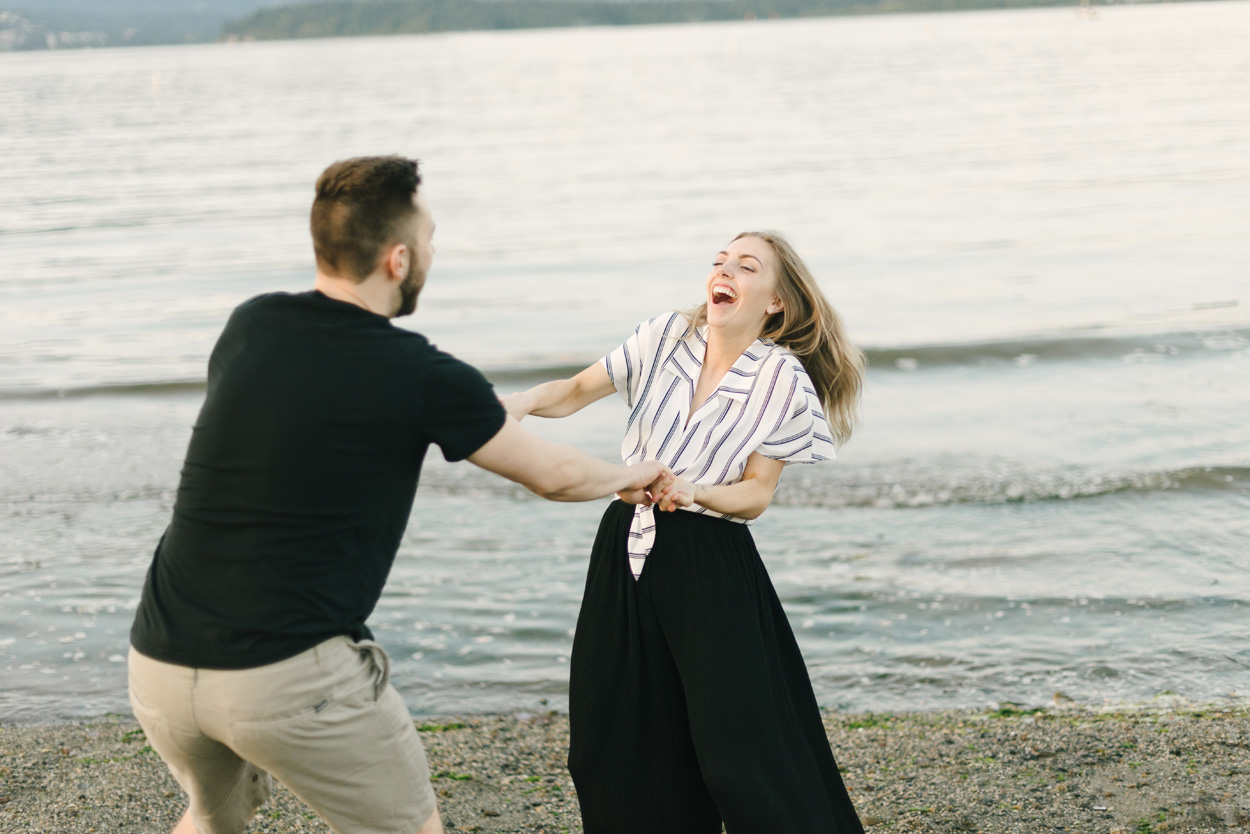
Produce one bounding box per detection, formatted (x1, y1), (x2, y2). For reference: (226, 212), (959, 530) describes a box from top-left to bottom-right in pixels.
(683, 231), (864, 446)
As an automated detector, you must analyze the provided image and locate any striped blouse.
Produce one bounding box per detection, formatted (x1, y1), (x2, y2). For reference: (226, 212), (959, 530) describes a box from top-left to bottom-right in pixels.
(601, 313), (837, 579)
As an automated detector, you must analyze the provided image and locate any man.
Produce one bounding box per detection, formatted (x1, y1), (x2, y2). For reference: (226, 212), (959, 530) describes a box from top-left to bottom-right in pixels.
(128, 156), (665, 834)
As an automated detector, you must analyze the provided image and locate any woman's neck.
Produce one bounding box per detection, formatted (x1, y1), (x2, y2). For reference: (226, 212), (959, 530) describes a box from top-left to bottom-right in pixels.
(703, 323), (762, 371)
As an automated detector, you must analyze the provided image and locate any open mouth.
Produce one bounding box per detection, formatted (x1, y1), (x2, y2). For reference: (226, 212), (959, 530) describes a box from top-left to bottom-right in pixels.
(711, 284), (738, 305)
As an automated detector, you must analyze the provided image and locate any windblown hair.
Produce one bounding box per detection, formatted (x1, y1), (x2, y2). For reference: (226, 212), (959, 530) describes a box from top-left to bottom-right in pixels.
(685, 231), (865, 446)
(311, 156), (422, 282)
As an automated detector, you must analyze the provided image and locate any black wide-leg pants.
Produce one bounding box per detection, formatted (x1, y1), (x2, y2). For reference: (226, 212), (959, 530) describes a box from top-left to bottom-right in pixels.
(568, 501), (864, 834)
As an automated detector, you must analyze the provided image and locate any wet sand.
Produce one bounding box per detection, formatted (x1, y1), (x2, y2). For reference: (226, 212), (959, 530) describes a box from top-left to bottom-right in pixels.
(1, 700), (1247, 833)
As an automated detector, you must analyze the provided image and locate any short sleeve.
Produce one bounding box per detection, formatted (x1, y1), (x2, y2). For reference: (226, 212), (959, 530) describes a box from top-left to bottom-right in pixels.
(420, 350), (507, 462)
(757, 359), (837, 464)
(600, 315), (675, 408)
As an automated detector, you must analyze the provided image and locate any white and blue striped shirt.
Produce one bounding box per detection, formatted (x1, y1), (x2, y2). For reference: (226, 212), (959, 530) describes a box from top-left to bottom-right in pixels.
(602, 313), (837, 579)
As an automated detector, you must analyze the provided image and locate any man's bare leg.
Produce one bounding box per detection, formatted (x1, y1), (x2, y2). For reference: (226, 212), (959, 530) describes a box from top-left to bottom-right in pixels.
(417, 807), (445, 834)
(172, 808), (196, 834)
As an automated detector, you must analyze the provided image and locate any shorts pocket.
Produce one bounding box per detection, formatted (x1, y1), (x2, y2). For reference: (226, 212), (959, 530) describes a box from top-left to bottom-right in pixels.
(127, 648), (178, 713)
(346, 639), (391, 701)
(234, 677), (374, 728)
(232, 646), (377, 728)
(128, 679), (159, 714)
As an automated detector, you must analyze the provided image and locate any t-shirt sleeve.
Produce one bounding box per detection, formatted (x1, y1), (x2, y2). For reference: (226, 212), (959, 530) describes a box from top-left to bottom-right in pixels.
(421, 351), (508, 462)
(757, 358), (837, 464)
(599, 315), (674, 408)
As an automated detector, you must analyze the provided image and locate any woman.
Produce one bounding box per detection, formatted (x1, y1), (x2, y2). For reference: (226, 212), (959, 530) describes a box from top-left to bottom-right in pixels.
(503, 231), (865, 833)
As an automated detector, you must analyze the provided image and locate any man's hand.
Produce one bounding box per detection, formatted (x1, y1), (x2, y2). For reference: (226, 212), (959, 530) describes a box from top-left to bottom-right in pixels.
(498, 393), (531, 422)
(615, 486), (654, 506)
(616, 461), (673, 506)
(626, 460), (669, 494)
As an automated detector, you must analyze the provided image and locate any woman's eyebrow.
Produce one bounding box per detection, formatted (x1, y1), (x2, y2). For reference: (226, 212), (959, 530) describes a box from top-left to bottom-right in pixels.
(716, 251), (762, 264)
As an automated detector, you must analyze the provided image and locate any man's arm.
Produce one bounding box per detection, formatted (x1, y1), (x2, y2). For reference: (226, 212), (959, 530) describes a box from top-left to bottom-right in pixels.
(468, 416), (665, 502)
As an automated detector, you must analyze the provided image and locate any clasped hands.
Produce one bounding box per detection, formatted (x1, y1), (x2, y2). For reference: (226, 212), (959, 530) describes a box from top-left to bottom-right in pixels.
(497, 392), (696, 512)
(619, 462), (696, 513)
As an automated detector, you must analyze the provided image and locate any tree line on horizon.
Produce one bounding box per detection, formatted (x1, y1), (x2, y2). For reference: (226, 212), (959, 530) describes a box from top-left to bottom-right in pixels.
(1, 0), (1211, 50)
(221, 0), (1130, 41)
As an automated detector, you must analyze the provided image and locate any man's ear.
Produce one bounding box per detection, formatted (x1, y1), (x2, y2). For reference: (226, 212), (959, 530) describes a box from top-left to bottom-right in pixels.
(386, 243), (410, 282)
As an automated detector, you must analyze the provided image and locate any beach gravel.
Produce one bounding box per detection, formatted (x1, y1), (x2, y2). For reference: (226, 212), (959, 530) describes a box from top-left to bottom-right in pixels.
(1, 700), (1246, 833)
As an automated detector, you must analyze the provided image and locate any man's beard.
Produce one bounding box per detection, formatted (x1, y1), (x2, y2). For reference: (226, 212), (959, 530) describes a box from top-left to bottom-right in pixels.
(395, 261), (423, 318)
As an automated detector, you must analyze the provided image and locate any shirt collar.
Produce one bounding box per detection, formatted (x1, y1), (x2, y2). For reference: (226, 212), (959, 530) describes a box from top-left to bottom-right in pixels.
(665, 324), (776, 403)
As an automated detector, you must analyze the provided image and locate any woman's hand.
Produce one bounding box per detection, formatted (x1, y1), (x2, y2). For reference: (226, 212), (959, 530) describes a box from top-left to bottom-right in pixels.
(652, 472), (697, 513)
(498, 392), (532, 422)
(648, 454), (784, 520)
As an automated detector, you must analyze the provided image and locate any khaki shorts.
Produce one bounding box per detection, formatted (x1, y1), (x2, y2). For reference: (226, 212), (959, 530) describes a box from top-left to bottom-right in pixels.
(128, 637), (437, 834)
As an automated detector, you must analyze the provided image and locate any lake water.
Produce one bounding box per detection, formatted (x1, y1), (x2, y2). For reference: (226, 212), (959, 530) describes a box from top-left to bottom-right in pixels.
(1, 1), (1248, 723)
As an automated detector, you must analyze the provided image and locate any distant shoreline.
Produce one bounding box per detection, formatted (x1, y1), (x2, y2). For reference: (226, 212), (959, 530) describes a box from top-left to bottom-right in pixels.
(0, 0), (1232, 53)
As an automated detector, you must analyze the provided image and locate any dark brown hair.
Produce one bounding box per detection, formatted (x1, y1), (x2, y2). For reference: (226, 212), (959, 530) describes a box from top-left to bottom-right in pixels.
(310, 156), (422, 282)
(685, 231), (865, 446)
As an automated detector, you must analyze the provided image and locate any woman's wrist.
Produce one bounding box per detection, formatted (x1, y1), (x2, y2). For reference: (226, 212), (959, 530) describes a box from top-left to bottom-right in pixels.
(526, 381), (568, 418)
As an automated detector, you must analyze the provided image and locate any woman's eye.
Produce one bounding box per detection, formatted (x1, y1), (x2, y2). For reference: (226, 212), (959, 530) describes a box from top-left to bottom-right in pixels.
(712, 261), (724, 267)
(741, 265), (754, 272)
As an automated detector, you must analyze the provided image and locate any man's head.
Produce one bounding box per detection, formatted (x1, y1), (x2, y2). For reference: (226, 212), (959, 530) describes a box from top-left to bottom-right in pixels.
(311, 156), (433, 317)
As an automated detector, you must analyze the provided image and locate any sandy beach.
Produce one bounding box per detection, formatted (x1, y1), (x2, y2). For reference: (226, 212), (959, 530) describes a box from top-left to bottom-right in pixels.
(2, 699), (1246, 834)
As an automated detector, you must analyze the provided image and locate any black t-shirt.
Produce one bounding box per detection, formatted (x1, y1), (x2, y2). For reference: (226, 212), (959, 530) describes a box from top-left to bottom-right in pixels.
(130, 291), (506, 669)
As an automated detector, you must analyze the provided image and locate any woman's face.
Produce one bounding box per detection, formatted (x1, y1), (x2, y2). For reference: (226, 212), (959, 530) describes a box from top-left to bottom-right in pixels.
(705, 236), (782, 334)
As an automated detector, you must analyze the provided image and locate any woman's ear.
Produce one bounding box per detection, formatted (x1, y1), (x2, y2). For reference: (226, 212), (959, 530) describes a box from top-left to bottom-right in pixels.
(767, 299), (784, 315)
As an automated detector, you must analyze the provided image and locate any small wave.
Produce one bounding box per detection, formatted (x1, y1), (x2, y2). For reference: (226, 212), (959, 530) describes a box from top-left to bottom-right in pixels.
(0, 380), (207, 401)
(775, 464), (1250, 509)
(483, 327), (1250, 378)
(0, 366), (609, 400)
(482, 363), (593, 385)
(408, 462), (1250, 510)
(868, 327), (1250, 372)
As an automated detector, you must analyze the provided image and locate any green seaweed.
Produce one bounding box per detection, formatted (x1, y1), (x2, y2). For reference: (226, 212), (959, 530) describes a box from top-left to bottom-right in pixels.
(1132, 810), (1168, 833)
(417, 722), (467, 732)
(433, 770), (473, 781)
(78, 745), (155, 765)
(990, 706), (1046, 718)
